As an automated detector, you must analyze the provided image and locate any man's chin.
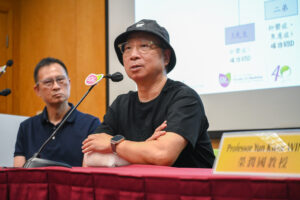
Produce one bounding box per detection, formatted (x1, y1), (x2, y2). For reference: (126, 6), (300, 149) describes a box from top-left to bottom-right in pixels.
(128, 73), (146, 81)
(47, 99), (67, 106)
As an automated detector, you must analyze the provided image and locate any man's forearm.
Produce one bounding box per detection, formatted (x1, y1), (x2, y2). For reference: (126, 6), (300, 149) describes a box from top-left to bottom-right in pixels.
(116, 140), (172, 165)
(115, 132), (187, 166)
(82, 131), (187, 166)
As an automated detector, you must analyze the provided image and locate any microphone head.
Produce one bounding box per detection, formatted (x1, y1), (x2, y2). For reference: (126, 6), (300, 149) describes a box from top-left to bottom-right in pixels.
(110, 72), (123, 82)
(6, 60), (13, 67)
(0, 88), (11, 96)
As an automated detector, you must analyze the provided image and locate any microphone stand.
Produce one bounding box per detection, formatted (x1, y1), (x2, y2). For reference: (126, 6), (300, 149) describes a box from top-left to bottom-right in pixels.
(23, 85), (96, 168)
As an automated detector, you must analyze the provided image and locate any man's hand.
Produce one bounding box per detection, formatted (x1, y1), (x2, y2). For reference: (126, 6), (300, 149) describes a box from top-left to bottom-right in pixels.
(14, 156), (26, 167)
(82, 133), (113, 154)
(146, 120), (167, 141)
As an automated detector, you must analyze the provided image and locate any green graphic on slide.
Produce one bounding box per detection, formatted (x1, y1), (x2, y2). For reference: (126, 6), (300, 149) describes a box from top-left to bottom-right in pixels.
(280, 65), (291, 76)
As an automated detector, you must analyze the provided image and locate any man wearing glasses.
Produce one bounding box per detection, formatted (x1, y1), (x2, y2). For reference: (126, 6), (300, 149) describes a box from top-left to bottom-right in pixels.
(82, 19), (215, 168)
(14, 57), (101, 167)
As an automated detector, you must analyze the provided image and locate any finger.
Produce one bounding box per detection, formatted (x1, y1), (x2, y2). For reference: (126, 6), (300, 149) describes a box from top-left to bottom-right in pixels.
(155, 122), (167, 131)
(82, 148), (90, 153)
(82, 141), (92, 151)
(83, 133), (99, 144)
(82, 145), (93, 153)
(160, 130), (167, 135)
(156, 130), (166, 138)
(158, 130), (166, 137)
(82, 137), (93, 144)
(148, 131), (166, 141)
(156, 125), (166, 132)
(155, 126), (161, 131)
(160, 120), (167, 127)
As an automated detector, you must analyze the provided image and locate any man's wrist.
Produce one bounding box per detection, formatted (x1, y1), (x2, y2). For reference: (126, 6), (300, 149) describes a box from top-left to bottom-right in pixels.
(111, 135), (125, 154)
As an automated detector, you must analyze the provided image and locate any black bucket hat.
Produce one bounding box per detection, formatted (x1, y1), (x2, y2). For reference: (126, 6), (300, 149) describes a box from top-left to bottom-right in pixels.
(114, 19), (176, 74)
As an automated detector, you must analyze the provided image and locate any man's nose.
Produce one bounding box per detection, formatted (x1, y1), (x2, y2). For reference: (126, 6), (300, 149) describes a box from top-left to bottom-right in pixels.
(52, 80), (61, 89)
(129, 46), (141, 60)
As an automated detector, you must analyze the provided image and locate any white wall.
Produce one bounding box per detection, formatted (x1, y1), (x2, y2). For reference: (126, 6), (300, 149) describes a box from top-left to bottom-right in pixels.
(0, 114), (28, 167)
(108, 0), (136, 105)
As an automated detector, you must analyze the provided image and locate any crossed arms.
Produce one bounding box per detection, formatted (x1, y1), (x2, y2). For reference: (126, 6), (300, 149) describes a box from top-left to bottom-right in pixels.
(82, 121), (188, 166)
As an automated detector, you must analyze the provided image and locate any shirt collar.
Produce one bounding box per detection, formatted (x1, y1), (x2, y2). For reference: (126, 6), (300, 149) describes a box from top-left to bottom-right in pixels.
(162, 78), (173, 93)
(41, 103), (76, 124)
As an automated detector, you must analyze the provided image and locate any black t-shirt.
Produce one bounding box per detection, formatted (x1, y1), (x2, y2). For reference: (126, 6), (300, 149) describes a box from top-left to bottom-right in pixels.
(95, 79), (215, 168)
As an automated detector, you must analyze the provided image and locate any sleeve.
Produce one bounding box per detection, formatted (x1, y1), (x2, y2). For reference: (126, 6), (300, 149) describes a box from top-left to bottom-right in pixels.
(14, 123), (26, 157)
(88, 116), (101, 134)
(165, 88), (209, 148)
(93, 97), (120, 136)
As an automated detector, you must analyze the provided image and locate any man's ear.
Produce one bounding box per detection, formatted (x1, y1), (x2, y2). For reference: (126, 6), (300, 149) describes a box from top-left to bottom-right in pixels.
(163, 49), (171, 67)
(34, 84), (41, 97)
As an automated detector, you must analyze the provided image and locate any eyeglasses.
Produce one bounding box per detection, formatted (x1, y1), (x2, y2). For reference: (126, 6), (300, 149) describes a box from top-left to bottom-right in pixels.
(37, 75), (68, 88)
(118, 40), (162, 56)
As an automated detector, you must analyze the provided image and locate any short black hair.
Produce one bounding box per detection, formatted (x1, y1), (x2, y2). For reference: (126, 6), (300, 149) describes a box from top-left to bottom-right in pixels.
(34, 57), (68, 83)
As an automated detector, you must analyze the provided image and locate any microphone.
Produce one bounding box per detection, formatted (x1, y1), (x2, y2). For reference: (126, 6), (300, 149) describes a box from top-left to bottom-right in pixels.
(23, 72), (123, 168)
(6, 60), (13, 67)
(104, 72), (123, 82)
(0, 60), (13, 75)
(0, 88), (11, 96)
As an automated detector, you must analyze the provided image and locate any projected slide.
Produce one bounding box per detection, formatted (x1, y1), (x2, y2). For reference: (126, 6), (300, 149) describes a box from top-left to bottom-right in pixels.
(135, 0), (299, 94)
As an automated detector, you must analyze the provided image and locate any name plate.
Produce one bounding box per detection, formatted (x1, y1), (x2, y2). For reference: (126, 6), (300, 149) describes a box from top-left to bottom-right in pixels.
(213, 130), (300, 177)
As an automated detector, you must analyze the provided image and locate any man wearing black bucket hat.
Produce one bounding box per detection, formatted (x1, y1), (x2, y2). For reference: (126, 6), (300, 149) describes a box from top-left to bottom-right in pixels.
(82, 19), (215, 168)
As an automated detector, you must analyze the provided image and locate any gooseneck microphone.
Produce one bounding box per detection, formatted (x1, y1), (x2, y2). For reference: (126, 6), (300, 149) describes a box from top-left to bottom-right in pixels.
(104, 72), (123, 82)
(23, 72), (123, 168)
(0, 88), (11, 96)
(0, 60), (13, 76)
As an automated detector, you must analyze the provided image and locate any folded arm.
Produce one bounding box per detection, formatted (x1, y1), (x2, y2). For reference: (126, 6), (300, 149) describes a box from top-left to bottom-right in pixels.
(116, 131), (187, 166)
(82, 123), (187, 166)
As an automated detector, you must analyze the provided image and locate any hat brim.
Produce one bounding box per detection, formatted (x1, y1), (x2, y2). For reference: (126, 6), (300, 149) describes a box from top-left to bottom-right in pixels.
(114, 30), (176, 74)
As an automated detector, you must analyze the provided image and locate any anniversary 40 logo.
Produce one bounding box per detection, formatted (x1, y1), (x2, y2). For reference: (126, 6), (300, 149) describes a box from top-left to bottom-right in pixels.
(272, 65), (291, 81)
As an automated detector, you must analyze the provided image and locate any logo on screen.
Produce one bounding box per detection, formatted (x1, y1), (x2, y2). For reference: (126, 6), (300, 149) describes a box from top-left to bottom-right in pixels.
(272, 65), (291, 81)
(219, 73), (231, 87)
